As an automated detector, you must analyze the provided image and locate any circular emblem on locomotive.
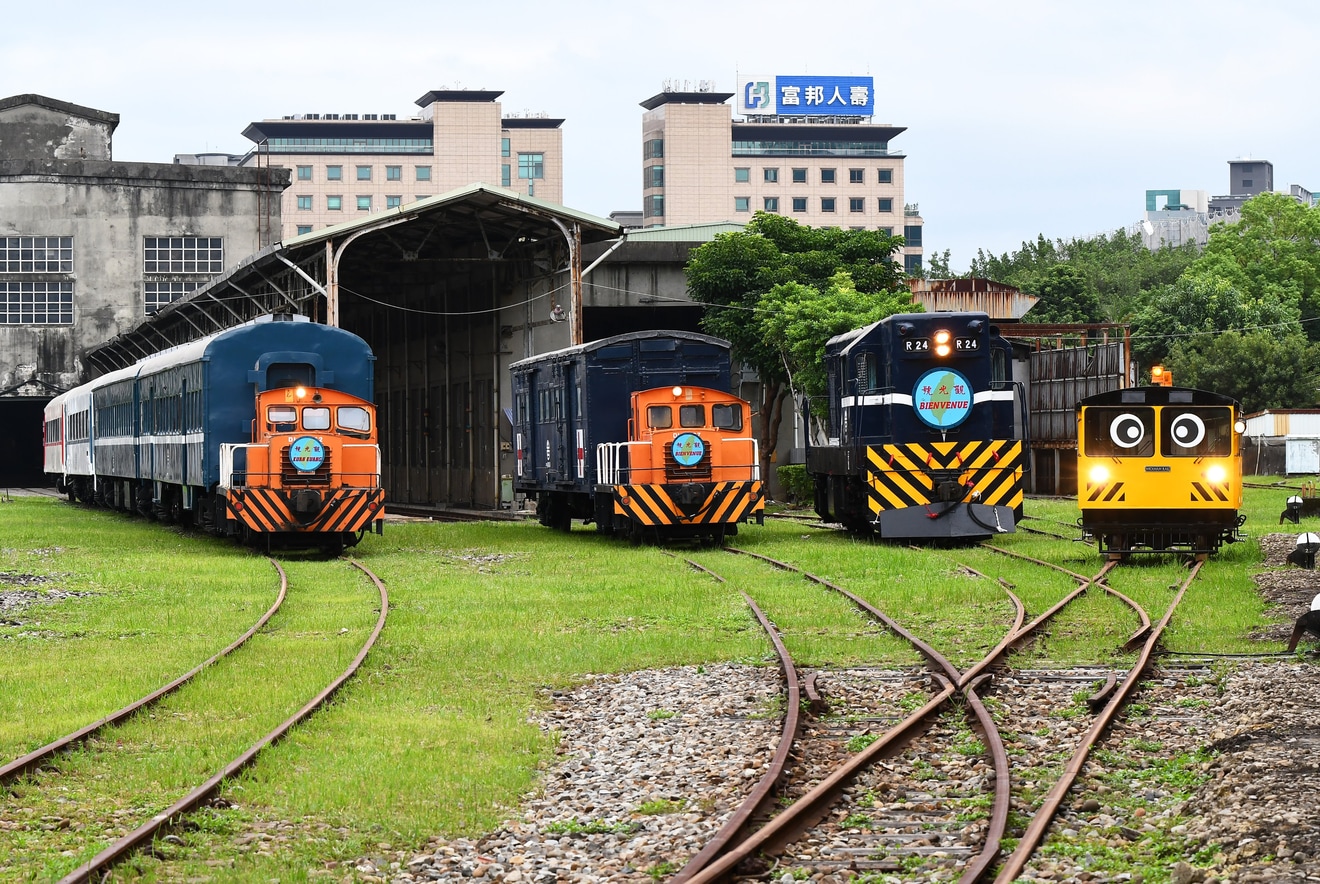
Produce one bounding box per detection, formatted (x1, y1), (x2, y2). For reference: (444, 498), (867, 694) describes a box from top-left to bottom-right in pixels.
(671, 433), (706, 467)
(912, 369), (974, 429)
(289, 436), (326, 472)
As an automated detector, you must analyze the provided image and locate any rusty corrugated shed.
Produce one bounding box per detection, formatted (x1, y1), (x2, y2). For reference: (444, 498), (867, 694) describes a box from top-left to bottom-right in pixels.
(905, 278), (1038, 320)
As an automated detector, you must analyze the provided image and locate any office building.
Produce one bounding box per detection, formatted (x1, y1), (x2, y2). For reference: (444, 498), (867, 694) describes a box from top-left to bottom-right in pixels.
(639, 77), (923, 272)
(237, 90), (563, 241)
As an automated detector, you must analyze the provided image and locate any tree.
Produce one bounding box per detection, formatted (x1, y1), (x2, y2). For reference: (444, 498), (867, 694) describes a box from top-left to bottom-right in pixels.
(1166, 330), (1320, 414)
(759, 271), (915, 415)
(1024, 264), (1101, 323)
(1129, 273), (1299, 365)
(686, 213), (910, 466)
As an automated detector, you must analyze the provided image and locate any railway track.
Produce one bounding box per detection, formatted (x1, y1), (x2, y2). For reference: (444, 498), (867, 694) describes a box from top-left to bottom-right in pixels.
(1, 558), (388, 882)
(665, 538), (1212, 882)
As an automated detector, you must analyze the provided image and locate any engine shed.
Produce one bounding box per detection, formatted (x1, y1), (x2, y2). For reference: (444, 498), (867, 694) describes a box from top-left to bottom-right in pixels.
(84, 185), (620, 510)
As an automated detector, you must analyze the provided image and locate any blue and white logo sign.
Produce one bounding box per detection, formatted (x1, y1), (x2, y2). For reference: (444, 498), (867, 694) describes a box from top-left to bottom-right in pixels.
(671, 433), (706, 467)
(289, 436), (326, 472)
(912, 369), (974, 430)
(737, 75), (874, 117)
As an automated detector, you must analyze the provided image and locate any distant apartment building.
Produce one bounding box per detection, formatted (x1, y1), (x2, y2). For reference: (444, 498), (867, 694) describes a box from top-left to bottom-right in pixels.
(639, 77), (923, 272)
(234, 90), (563, 241)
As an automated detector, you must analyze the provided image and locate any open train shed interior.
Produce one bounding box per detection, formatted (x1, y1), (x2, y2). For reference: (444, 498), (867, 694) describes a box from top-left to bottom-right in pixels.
(75, 185), (621, 509)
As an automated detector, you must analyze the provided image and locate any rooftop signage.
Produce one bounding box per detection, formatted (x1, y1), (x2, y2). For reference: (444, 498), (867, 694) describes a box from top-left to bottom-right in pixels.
(737, 75), (874, 117)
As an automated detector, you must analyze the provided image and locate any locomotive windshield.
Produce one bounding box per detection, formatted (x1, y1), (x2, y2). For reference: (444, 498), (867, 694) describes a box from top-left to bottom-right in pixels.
(712, 403), (743, 431)
(1085, 406), (1155, 457)
(647, 405), (673, 429)
(1161, 407), (1233, 457)
(680, 405), (705, 427)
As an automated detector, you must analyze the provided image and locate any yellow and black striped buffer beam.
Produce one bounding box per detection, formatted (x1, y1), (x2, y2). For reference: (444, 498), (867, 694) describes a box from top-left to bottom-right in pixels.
(226, 488), (384, 533)
(612, 481), (764, 527)
(865, 440), (1023, 513)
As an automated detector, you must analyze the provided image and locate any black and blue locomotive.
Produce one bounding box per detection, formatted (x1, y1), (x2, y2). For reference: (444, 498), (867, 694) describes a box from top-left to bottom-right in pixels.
(510, 330), (764, 543)
(806, 311), (1025, 539)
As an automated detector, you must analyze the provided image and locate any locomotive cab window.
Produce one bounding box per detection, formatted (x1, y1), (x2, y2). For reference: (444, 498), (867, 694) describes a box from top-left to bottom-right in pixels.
(303, 407), (331, 431)
(648, 405), (673, 429)
(338, 406), (371, 435)
(267, 362), (315, 388)
(268, 405), (297, 432)
(1084, 406), (1154, 457)
(712, 403), (743, 431)
(680, 404), (705, 427)
(1161, 407), (1232, 457)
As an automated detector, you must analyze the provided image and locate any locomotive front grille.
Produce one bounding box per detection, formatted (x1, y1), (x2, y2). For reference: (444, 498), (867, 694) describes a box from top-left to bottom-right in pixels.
(280, 445), (333, 485)
(664, 438), (712, 480)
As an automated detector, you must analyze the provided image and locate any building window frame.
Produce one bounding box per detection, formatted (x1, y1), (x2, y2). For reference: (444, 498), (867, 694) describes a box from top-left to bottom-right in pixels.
(327, 195), (343, 211)
(735, 196), (751, 213)
(386, 196), (402, 210)
(356, 165), (372, 182)
(849, 168), (865, 184)
(792, 197), (807, 213)
(849, 197), (865, 213)
(415, 166), (432, 181)
(518, 153), (545, 180)
(326, 165), (343, 181)
(764, 196), (779, 212)
(385, 165), (402, 181)
(791, 168), (807, 184)
(296, 195), (313, 211)
(878, 168), (893, 184)
(0, 281), (73, 324)
(1, 235), (73, 273)
(357, 195), (372, 211)
(764, 168), (779, 183)
(821, 168), (837, 184)
(296, 165), (313, 181)
(143, 236), (223, 274)
(879, 198), (894, 213)
(821, 197), (836, 213)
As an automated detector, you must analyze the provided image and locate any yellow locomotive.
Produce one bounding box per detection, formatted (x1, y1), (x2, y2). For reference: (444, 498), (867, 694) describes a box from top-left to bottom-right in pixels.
(1076, 384), (1245, 557)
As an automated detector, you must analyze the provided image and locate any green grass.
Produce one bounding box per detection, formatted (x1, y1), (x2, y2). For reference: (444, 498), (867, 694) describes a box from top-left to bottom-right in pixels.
(0, 485), (1307, 880)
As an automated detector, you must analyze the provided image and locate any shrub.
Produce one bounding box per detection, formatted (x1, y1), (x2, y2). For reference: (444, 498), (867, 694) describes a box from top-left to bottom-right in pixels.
(777, 464), (814, 505)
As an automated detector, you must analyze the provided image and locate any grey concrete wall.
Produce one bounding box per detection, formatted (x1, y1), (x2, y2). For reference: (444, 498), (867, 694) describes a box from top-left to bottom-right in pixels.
(0, 159), (288, 396)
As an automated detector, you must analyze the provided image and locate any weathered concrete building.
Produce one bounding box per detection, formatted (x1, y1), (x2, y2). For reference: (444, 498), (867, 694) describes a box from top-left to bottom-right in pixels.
(0, 94), (288, 484)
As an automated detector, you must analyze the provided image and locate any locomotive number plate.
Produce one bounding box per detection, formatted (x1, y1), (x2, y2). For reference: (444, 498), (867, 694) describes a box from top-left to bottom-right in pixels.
(903, 338), (930, 352)
(954, 337), (979, 351)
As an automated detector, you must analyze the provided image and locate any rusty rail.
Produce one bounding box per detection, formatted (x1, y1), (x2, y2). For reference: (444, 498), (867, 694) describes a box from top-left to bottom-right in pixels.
(56, 558), (388, 884)
(991, 559), (1201, 883)
(1, 558), (289, 784)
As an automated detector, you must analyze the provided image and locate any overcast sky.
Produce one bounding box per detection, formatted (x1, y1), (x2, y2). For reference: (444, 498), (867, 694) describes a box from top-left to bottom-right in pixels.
(6, 0), (1317, 271)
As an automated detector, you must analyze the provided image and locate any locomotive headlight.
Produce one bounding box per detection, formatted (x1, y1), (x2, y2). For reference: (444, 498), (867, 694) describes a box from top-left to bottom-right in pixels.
(934, 329), (952, 357)
(1088, 465), (1110, 484)
(672, 386), (683, 398)
(295, 386), (307, 400)
(1206, 464), (1228, 483)
(1234, 419), (1247, 434)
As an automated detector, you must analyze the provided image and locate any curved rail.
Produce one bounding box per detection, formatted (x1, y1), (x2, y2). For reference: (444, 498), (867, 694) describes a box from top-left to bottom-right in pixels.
(56, 558), (389, 884)
(991, 559), (1202, 883)
(0, 558), (289, 784)
(683, 548), (1033, 884)
(669, 557), (803, 883)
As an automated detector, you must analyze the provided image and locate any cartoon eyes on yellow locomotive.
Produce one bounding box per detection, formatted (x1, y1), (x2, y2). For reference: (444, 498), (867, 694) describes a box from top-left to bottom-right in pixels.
(1083, 407), (1236, 459)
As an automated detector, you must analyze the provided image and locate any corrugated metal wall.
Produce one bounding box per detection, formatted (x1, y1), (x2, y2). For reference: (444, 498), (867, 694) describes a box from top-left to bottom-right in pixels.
(1028, 342), (1127, 445)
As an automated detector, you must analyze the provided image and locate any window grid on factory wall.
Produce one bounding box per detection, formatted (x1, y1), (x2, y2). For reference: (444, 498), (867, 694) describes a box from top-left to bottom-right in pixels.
(0, 282), (73, 324)
(143, 237), (224, 274)
(144, 281), (199, 315)
(3, 236), (74, 273)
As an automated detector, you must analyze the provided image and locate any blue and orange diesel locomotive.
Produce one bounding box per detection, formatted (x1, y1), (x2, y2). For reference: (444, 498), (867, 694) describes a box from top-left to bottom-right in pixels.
(1076, 384), (1245, 557)
(43, 315), (383, 552)
(806, 311), (1025, 540)
(510, 330), (764, 544)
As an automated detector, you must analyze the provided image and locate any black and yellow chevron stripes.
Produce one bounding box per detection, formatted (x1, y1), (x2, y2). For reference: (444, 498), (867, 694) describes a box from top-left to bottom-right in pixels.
(612, 481), (764, 527)
(1190, 481), (1230, 503)
(865, 440), (1023, 514)
(226, 488), (384, 534)
(1086, 481), (1127, 503)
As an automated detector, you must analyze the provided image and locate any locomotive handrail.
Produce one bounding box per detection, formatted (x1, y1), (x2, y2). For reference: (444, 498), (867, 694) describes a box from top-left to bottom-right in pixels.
(596, 441), (650, 485)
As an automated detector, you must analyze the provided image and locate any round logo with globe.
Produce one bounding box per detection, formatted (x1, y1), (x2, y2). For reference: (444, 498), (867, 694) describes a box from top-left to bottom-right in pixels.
(912, 369), (974, 429)
(289, 436), (326, 472)
(671, 433), (705, 466)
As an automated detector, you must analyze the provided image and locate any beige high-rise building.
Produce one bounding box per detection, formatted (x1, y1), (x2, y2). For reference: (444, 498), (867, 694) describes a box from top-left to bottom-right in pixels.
(239, 90), (563, 241)
(640, 78), (923, 272)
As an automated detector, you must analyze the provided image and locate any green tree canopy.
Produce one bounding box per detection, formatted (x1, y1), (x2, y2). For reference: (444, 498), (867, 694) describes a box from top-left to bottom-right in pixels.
(1128, 273), (1299, 365)
(759, 271), (916, 410)
(1024, 264), (1102, 324)
(685, 212), (911, 451)
(1166, 330), (1320, 414)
